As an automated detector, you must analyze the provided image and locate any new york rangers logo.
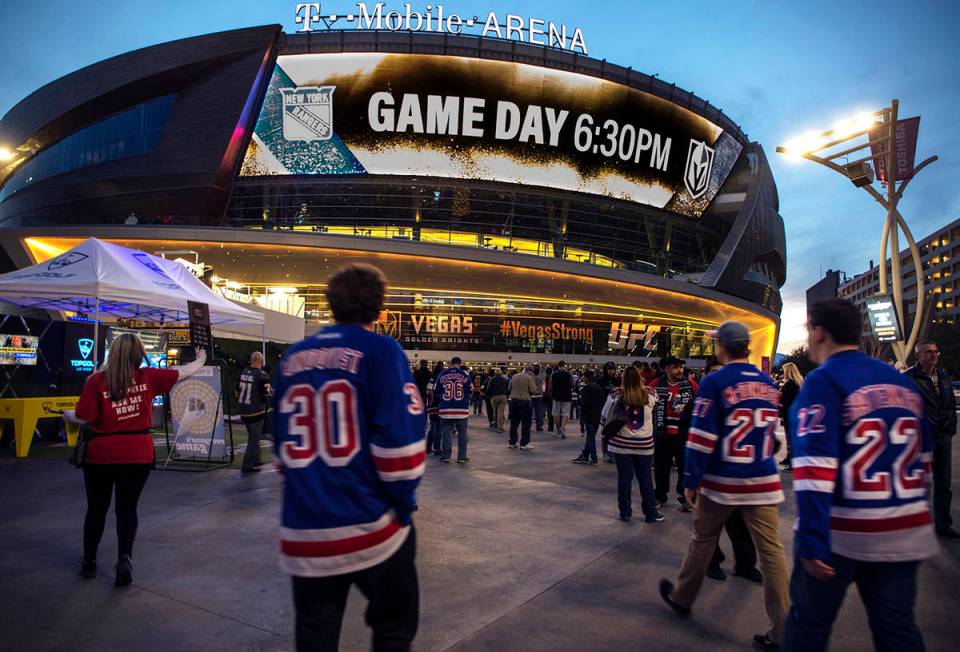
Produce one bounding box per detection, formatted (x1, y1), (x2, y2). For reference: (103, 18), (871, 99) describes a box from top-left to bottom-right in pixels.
(281, 86), (336, 142)
(684, 139), (715, 200)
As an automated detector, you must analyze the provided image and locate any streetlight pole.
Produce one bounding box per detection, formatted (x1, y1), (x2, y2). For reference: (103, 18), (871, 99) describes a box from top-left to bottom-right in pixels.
(776, 99), (936, 368)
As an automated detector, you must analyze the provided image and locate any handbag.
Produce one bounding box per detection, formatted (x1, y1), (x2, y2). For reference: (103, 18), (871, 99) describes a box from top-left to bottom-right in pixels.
(68, 426), (94, 468)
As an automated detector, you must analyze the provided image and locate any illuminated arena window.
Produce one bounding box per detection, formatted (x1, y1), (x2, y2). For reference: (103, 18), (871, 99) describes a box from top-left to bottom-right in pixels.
(0, 95), (175, 202)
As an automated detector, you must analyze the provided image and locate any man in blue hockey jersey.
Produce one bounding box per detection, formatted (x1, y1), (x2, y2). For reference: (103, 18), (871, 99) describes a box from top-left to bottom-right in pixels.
(434, 356), (472, 463)
(783, 299), (937, 652)
(660, 321), (789, 652)
(273, 263), (426, 651)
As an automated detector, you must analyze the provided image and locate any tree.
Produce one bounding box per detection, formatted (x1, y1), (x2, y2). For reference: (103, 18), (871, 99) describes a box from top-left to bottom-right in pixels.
(774, 346), (816, 377)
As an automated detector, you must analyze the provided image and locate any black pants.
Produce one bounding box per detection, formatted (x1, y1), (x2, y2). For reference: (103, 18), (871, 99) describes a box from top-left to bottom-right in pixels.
(508, 399), (533, 446)
(933, 436), (953, 530)
(708, 509), (758, 573)
(292, 529), (419, 652)
(241, 413), (265, 471)
(654, 435), (685, 503)
(82, 463), (152, 561)
(484, 396), (494, 424)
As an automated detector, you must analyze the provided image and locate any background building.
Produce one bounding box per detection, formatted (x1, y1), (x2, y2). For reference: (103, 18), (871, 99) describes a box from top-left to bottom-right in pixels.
(839, 217), (960, 340)
(0, 25), (786, 367)
(806, 268), (846, 308)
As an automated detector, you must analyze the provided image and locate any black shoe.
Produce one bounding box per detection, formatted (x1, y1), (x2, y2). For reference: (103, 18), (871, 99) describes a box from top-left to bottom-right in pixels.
(80, 558), (97, 579)
(735, 567), (764, 584)
(241, 466), (261, 474)
(705, 566), (727, 581)
(659, 579), (690, 618)
(752, 634), (779, 651)
(618, 514), (631, 522)
(457, 458), (470, 464)
(572, 456), (590, 464)
(440, 458), (451, 463)
(645, 511), (665, 523)
(936, 527), (960, 540)
(115, 555), (133, 587)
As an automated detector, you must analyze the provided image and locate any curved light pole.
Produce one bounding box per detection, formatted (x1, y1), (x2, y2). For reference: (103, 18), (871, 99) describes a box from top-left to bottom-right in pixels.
(776, 99), (936, 367)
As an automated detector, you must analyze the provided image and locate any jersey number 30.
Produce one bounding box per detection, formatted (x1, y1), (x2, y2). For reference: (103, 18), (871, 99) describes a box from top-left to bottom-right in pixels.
(279, 380), (360, 468)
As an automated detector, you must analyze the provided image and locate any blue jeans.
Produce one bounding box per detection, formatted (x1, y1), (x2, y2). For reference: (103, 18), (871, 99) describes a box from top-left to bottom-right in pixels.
(508, 399), (532, 446)
(531, 397), (544, 430)
(441, 418), (468, 461)
(427, 414), (442, 454)
(783, 548), (924, 652)
(580, 421), (599, 462)
(614, 453), (657, 520)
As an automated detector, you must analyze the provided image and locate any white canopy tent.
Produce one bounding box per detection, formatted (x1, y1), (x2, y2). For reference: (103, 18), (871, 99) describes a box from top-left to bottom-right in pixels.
(0, 237), (265, 361)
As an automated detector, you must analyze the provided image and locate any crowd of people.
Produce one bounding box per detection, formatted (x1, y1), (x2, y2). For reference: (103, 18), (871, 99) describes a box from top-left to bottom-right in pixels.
(63, 262), (956, 652)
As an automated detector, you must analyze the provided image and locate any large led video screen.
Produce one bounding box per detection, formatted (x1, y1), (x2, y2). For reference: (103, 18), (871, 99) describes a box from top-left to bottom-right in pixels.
(240, 53), (742, 218)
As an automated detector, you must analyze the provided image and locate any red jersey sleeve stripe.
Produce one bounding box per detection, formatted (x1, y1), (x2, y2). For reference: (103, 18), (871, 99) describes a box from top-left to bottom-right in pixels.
(793, 466), (837, 482)
(687, 433), (717, 451)
(830, 511), (932, 534)
(373, 451), (426, 472)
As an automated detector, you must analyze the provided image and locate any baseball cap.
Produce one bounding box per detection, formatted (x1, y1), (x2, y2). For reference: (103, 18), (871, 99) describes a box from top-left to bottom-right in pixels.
(710, 321), (750, 347)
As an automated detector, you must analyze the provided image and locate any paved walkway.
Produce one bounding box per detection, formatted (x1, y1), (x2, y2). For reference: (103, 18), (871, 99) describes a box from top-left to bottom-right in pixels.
(1, 415), (957, 651)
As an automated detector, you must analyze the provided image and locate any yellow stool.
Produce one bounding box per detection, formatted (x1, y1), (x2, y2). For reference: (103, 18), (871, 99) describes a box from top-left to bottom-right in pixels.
(0, 396), (81, 458)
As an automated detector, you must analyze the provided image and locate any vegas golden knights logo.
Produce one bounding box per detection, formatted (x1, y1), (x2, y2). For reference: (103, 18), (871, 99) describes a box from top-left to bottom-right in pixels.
(684, 139), (715, 199)
(374, 309), (402, 339)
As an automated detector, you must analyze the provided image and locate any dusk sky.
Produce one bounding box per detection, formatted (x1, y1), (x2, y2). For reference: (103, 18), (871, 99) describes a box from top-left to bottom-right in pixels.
(2, 0), (958, 353)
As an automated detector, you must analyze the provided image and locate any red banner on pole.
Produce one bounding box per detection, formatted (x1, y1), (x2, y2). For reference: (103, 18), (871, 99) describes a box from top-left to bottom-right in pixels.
(871, 116), (920, 183)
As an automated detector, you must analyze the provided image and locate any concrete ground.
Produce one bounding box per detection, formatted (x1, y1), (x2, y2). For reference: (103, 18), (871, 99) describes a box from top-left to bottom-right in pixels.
(1, 414), (957, 652)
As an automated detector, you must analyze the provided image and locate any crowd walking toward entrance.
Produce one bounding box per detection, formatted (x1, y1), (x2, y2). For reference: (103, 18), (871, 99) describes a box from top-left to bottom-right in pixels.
(63, 263), (956, 652)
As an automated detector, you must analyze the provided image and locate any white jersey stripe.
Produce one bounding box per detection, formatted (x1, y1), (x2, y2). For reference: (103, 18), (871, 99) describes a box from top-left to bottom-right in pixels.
(794, 479), (835, 493)
(830, 501), (929, 520)
(377, 463), (426, 482)
(686, 441), (714, 454)
(792, 456), (839, 469)
(371, 440), (426, 458)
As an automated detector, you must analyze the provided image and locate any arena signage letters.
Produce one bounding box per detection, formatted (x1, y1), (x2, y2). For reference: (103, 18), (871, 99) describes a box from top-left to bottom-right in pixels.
(294, 3), (588, 54)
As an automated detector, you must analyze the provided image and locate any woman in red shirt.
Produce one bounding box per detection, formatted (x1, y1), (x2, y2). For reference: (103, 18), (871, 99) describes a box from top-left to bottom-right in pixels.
(72, 333), (206, 585)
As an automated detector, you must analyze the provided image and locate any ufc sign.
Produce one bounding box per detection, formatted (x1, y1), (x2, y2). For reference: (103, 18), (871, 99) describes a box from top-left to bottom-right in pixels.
(608, 322), (659, 351)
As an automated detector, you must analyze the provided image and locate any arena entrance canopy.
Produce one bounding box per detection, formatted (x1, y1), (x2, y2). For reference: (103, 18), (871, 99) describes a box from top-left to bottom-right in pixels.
(0, 237), (264, 360)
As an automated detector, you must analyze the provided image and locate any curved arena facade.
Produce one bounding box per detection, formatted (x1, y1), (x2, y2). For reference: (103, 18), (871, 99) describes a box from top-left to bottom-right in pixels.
(0, 25), (786, 367)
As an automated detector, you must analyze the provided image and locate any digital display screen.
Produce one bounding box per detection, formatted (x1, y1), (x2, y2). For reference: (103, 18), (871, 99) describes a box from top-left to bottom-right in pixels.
(866, 295), (902, 343)
(0, 334), (39, 365)
(240, 53), (742, 218)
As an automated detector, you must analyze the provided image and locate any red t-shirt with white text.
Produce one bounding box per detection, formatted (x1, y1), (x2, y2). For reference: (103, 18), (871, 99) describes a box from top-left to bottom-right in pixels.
(76, 368), (179, 464)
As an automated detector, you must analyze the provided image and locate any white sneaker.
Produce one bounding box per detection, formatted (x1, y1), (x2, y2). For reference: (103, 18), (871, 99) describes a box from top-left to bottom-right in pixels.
(520, 444), (535, 450)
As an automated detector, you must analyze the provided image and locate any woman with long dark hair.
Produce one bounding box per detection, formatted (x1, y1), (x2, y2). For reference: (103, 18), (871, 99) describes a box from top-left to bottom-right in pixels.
(602, 365), (661, 523)
(71, 334), (206, 585)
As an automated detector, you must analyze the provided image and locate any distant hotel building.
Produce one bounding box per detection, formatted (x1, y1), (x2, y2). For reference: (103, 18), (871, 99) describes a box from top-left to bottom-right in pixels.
(837, 217), (960, 334)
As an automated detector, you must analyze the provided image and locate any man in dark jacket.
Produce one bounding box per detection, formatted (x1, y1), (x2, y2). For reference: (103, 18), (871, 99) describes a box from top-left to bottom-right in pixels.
(649, 356), (698, 510)
(572, 370), (605, 465)
(413, 360), (432, 404)
(550, 361), (575, 438)
(904, 340), (958, 539)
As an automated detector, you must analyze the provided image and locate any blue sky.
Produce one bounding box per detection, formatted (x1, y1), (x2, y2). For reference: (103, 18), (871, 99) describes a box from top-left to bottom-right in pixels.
(2, 0), (958, 353)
